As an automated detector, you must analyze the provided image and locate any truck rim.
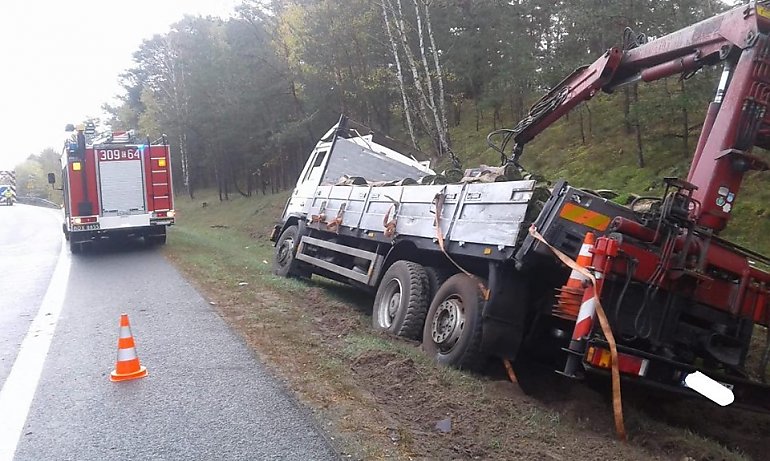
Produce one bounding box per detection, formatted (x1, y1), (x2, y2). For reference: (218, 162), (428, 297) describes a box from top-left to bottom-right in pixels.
(276, 236), (294, 267)
(431, 296), (465, 352)
(377, 278), (402, 328)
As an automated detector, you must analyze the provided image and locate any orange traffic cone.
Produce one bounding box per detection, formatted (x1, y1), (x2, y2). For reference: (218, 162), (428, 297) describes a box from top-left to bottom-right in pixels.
(110, 314), (148, 382)
(553, 232), (596, 319)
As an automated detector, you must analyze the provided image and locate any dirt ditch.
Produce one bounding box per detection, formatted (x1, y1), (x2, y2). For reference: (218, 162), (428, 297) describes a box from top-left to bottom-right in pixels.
(169, 245), (769, 461)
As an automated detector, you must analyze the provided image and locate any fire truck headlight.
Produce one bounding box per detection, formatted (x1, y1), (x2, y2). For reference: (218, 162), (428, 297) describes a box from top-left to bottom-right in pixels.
(73, 217), (82, 225)
(72, 162), (82, 171)
(167, 210), (175, 218)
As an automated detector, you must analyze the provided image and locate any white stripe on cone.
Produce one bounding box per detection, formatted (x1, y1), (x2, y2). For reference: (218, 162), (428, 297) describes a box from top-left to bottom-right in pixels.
(119, 326), (132, 339)
(117, 348), (137, 361)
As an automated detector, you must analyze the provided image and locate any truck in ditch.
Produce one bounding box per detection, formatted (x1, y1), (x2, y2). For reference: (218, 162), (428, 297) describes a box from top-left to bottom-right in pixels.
(271, 1), (770, 420)
(49, 123), (175, 253)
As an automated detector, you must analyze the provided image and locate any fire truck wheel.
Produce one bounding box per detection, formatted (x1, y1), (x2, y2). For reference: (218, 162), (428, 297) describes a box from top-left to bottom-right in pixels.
(62, 224), (70, 241)
(422, 274), (487, 370)
(69, 239), (83, 254)
(273, 225), (304, 278)
(372, 260), (430, 340)
(147, 234), (167, 245)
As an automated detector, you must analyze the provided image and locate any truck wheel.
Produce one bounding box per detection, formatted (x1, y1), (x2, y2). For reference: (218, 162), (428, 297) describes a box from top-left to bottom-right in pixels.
(422, 274), (487, 370)
(425, 266), (452, 303)
(62, 223), (70, 241)
(273, 225), (304, 277)
(147, 227), (167, 245)
(69, 239), (82, 254)
(148, 234), (167, 245)
(372, 260), (430, 339)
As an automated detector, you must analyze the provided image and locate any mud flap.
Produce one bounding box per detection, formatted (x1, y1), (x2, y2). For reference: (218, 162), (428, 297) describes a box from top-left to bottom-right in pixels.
(481, 262), (532, 359)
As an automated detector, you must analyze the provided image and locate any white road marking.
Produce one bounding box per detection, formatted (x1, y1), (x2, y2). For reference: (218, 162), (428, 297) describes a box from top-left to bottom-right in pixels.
(0, 236), (70, 461)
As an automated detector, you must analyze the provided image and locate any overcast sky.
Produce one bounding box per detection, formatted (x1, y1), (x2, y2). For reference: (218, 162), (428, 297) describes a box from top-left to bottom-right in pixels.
(0, 0), (241, 170)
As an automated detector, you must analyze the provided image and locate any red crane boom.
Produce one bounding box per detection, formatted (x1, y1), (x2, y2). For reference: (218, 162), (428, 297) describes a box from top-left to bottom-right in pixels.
(502, 2), (770, 232)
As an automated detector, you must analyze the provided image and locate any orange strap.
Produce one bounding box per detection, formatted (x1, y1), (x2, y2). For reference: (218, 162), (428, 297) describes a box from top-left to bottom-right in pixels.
(528, 225), (627, 440)
(382, 205), (397, 238)
(326, 217), (343, 232)
(502, 358), (518, 383)
(433, 192), (490, 300)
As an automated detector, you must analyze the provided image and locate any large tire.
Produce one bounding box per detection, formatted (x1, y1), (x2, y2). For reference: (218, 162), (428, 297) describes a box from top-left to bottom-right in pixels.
(425, 266), (452, 303)
(69, 239), (83, 254)
(422, 273), (487, 370)
(147, 227), (167, 245)
(273, 225), (304, 277)
(372, 260), (430, 339)
(147, 234), (167, 245)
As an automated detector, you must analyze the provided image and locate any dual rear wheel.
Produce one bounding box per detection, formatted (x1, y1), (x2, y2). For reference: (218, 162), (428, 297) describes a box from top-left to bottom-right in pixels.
(372, 261), (487, 370)
(270, 228), (490, 370)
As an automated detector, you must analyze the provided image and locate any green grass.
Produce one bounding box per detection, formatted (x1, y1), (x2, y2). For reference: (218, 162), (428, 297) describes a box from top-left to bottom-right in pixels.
(442, 85), (770, 255)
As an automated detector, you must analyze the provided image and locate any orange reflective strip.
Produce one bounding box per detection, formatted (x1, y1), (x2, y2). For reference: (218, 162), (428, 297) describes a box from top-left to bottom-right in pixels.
(118, 337), (135, 349)
(559, 203), (611, 231)
(119, 314), (130, 327)
(116, 358), (140, 374)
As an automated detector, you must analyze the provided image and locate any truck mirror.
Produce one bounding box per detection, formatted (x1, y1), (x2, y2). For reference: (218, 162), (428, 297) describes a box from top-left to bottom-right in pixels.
(47, 173), (56, 184)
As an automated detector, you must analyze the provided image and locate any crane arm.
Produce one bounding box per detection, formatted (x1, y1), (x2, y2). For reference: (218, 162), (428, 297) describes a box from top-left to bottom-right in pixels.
(500, 1), (770, 231)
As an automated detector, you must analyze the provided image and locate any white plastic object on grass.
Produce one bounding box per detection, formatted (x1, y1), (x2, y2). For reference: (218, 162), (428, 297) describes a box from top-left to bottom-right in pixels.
(684, 371), (735, 406)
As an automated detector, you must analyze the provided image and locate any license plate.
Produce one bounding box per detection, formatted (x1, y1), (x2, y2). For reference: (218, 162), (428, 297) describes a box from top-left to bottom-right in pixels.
(72, 223), (100, 231)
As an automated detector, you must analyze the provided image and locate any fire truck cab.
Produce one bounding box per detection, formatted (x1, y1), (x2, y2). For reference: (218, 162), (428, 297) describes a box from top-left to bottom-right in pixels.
(50, 123), (175, 253)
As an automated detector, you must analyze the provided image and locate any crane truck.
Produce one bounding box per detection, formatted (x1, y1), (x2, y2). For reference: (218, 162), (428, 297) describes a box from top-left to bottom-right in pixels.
(49, 124), (175, 253)
(271, 1), (770, 413)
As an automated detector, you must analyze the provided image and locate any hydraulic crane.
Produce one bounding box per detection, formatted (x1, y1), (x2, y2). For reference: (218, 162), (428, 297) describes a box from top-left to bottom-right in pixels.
(488, 1), (770, 413)
(492, 1), (770, 232)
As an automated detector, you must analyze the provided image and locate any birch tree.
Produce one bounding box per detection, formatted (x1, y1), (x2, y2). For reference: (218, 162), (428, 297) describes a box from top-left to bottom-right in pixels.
(384, 0), (451, 159)
(381, 0), (418, 148)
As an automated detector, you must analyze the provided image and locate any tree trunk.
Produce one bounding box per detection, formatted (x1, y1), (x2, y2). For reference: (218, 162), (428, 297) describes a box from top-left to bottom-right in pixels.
(230, 159), (248, 197)
(680, 79), (689, 154)
(388, 0), (432, 136)
(585, 102), (593, 139)
(178, 133), (193, 199)
(422, 1), (450, 148)
(215, 161), (223, 202)
(382, 1), (418, 148)
(412, 0), (449, 156)
(623, 87), (633, 134)
(633, 84), (644, 168)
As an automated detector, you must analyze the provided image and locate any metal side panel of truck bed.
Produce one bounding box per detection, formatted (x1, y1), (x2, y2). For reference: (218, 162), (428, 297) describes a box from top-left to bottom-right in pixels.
(308, 180), (537, 250)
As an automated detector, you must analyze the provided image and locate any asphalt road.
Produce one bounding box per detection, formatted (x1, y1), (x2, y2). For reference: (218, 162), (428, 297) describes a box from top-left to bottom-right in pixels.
(0, 205), (338, 460)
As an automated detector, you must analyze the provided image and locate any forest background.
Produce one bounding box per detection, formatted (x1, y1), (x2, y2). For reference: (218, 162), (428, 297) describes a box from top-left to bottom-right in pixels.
(20, 0), (770, 249)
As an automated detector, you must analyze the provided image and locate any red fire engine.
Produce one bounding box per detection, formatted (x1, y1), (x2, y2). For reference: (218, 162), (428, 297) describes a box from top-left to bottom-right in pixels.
(49, 123), (175, 253)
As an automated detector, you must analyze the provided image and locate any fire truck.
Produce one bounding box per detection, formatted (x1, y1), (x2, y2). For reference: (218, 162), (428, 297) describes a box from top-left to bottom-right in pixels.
(49, 124), (175, 253)
(271, 1), (770, 421)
